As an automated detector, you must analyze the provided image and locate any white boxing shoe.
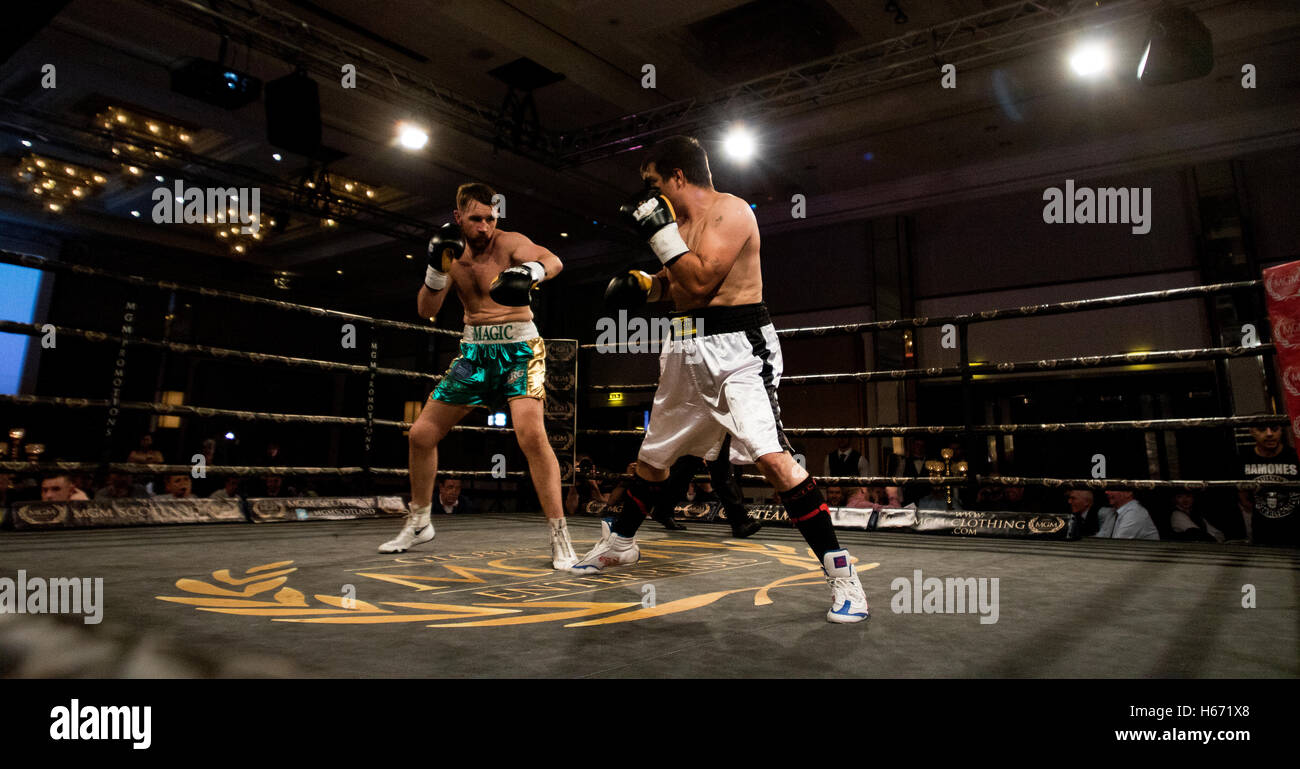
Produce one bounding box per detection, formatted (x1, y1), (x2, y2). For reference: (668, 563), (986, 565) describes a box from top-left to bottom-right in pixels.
(549, 517), (578, 570)
(569, 533), (640, 575)
(823, 549), (869, 623)
(378, 513), (434, 554)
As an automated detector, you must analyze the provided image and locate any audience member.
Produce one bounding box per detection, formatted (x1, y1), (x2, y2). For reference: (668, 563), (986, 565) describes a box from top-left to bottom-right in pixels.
(662, 439), (762, 537)
(127, 432), (165, 496)
(1065, 489), (1102, 537)
(605, 462), (639, 509)
(1095, 489), (1160, 540)
(844, 485), (872, 508)
(824, 485), (845, 507)
(1169, 491), (1224, 543)
(209, 476), (242, 500)
(127, 433), (165, 465)
(823, 437), (870, 480)
(887, 437), (929, 505)
(915, 483), (964, 511)
(93, 472), (151, 501)
(1002, 485), (1029, 512)
(566, 456), (607, 516)
(1236, 424), (1300, 547)
(435, 478), (473, 514)
(40, 474), (80, 502)
(259, 474), (292, 498)
(159, 473), (196, 499)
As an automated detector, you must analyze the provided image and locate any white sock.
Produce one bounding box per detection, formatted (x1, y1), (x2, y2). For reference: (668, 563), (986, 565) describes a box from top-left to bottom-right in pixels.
(610, 533), (635, 551)
(410, 503), (431, 527)
(548, 517), (567, 533)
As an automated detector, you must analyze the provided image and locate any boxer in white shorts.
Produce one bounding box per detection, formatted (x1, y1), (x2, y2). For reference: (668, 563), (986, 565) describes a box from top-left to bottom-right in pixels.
(570, 136), (868, 623)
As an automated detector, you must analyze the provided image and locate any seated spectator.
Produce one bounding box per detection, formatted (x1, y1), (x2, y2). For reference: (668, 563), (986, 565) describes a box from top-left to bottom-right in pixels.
(209, 476), (243, 500)
(127, 432), (165, 465)
(160, 474), (196, 499)
(883, 486), (902, 508)
(824, 485), (845, 508)
(258, 474), (293, 498)
(70, 473), (93, 500)
(1169, 491), (1224, 543)
(844, 485), (872, 508)
(566, 456), (607, 516)
(605, 462), (639, 509)
(93, 472), (151, 501)
(974, 484), (1005, 511)
(1002, 485), (1030, 512)
(435, 478), (472, 515)
(915, 483), (965, 511)
(40, 474), (82, 502)
(1065, 489), (1102, 537)
(1095, 489), (1160, 540)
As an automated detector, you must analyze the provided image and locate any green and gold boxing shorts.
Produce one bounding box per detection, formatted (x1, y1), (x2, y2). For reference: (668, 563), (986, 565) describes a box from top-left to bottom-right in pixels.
(431, 320), (547, 408)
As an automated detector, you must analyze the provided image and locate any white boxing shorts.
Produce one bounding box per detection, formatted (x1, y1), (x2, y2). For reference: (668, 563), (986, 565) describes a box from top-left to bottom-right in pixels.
(638, 303), (794, 469)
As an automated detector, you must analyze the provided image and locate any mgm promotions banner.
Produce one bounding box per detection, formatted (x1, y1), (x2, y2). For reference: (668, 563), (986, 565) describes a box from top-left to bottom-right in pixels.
(10, 498), (246, 530)
(247, 496), (406, 522)
(545, 339), (578, 484)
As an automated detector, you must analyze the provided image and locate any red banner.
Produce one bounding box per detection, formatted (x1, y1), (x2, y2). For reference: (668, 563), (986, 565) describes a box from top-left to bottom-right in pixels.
(1263, 261), (1300, 441)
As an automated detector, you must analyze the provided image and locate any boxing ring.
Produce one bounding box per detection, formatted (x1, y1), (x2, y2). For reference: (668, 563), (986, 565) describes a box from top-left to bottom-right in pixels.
(1, 248), (1297, 678)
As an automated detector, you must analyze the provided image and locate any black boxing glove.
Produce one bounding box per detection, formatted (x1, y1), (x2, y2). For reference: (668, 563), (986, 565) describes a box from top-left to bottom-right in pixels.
(425, 223), (466, 291)
(619, 187), (688, 266)
(604, 270), (656, 310)
(489, 261), (546, 306)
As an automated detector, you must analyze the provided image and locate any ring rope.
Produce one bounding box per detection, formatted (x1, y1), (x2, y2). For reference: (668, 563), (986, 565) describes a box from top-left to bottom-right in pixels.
(585, 344), (1273, 391)
(575, 469), (1300, 491)
(576, 280), (1261, 350)
(0, 319), (442, 381)
(577, 414), (1287, 438)
(0, 461), (525, 479)
(0, 393), (514, 433)
(0, 249), (459, 337)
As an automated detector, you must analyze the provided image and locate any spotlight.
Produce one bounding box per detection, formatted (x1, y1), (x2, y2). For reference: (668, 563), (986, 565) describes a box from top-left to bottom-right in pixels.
(1138, 7), (1213, 85)
(559, 232), (568, 238)
(21, 140), (31, 147)
(723, 125), (757, 161)
(1069, 41), (1111, 77)
(272, 153), (282, 161)
(130, 210), (140, 217)
(397, 122), (429, 150)
(224, 432), (235, 440)
(155, 175), (165, 182)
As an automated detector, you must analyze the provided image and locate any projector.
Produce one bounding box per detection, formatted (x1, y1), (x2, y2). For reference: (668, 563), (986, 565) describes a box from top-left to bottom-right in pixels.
(170, 58), (262, 109)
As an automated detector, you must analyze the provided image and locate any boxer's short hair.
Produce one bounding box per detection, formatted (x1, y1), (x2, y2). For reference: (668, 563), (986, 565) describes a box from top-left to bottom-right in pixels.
(456, 183), (496, 212)
(641, 136), (712, 188)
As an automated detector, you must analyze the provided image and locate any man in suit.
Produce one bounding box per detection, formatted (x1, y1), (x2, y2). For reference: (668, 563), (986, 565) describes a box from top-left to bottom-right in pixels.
(435, 478), (474, 515)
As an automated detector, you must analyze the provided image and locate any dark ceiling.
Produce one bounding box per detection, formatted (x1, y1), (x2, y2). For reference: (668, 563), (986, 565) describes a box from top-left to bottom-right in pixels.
(1, 0), (1298, 307)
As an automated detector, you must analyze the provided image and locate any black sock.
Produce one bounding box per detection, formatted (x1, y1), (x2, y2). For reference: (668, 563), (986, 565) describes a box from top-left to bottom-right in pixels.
(779, 477), (840, 561)
(612, 475), (663, 538)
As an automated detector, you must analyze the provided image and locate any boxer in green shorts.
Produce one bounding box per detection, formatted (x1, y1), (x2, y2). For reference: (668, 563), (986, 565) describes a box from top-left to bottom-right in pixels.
(378, 182), (578, 570)
(431, 323), (547, 407)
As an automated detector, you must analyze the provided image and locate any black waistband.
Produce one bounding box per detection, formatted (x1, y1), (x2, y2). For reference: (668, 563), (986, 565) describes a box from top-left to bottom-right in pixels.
(668, 303), (770, 337)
